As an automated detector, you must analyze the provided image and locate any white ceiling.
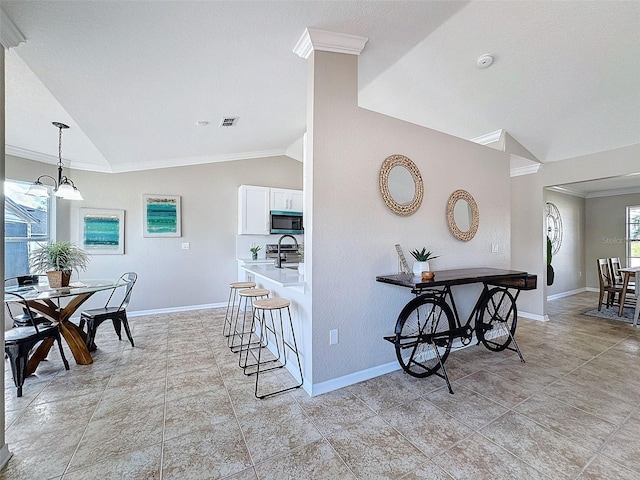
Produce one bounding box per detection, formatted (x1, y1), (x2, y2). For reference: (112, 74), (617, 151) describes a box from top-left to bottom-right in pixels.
(2, 1), (640, 177)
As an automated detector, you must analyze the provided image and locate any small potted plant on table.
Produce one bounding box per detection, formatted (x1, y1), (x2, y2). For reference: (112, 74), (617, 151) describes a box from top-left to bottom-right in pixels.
(30, 241), (89, 288)
(409, 247), (439, 276)
(249, 245), (261, 261)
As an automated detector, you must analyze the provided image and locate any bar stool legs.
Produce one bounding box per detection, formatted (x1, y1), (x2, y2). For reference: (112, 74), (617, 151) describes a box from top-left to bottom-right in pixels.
(231, 288), (270, 353)
(245, 297), (303, 399)
(223, 281), (255, 340)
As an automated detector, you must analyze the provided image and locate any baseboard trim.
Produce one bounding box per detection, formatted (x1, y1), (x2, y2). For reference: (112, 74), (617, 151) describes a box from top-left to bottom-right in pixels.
(68, 302), (228, 323)
(586, 287), (599, 293)
(547, 287), (587, 301)
(0, 444), (13, 470)
(310, 361), (402, 396)
(128, 302), (227, 317)
(519, 311), (550, 322)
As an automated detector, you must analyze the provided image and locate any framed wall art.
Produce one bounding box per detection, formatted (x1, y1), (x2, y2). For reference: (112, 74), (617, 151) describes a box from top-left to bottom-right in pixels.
(143, 194), (181, 237)
(80, 208), (125, 254)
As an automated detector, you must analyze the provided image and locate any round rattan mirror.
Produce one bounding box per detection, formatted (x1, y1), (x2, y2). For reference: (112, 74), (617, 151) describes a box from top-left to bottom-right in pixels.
(379, 154), (423, 216)
(447, 189), (479, 241)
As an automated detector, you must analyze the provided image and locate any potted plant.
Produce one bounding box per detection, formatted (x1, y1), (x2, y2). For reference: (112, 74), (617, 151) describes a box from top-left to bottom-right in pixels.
(409, 247), (439, 276)
(30, 241), (89, 288)
(249, 244), (261, 261)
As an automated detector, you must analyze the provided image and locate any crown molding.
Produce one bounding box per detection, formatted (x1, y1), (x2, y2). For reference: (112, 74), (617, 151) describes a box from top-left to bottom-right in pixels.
(110, 149), (289, 173)
(294, 28), (368, 59)
(5, 145), (57, 165)
(510, 154), (541, 177)
(7, 144), (297, 174)
(471, 129), (504, 146)
(510, 164), (542, 177)
(586, 186), (640, 198)
(547, 185), (585, 198)
(1, 9), (26, 49)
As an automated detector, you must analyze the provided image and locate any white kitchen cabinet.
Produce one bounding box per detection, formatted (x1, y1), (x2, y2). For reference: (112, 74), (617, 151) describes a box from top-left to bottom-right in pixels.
(270, 188), (303, 212)
(238, 185), (270, 235)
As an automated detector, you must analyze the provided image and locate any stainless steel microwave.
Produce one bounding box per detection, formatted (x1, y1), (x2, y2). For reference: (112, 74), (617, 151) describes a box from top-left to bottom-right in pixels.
(270, 211), (303, 234)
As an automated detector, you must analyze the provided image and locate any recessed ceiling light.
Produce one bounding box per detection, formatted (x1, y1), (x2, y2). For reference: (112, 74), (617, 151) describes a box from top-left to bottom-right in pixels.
(476, 54), (494, 69)
(196, 121), (209, 127)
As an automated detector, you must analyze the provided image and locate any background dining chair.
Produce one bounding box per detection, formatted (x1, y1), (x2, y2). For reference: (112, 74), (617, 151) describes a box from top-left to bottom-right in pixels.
(634, 273), (640, 327)
(4, 275), (51, 327)
(4, 292), (70, 397)
(79, 272), (137, 351)
(597, 258), (622, 310)
(609, 257), (623, 285)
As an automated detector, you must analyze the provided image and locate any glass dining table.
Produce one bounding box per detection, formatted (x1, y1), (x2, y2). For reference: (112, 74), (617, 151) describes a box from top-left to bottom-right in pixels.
(4, 279), (128, 374)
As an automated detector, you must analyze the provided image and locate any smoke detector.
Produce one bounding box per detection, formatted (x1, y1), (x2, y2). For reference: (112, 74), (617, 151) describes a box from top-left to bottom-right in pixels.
(220, 117), (239, 127)
(476, 54), (494, 69)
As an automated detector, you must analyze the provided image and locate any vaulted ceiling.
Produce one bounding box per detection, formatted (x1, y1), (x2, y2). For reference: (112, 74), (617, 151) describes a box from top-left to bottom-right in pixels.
(3, 1), (639, 174)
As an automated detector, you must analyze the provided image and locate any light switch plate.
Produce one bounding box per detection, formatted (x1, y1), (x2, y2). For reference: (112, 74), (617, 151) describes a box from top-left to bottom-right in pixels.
(182, 242), (190, 250)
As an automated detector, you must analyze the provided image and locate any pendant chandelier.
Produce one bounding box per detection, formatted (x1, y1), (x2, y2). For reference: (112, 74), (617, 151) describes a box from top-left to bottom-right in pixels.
(26, 122), (84, 201)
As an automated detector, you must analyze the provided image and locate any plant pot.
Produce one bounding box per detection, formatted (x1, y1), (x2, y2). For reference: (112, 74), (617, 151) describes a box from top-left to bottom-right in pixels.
(251, 253), (258, 261)
(47, 270), (71, 288)
(547, 264), (555, 286)
(412, 261), (430, 276)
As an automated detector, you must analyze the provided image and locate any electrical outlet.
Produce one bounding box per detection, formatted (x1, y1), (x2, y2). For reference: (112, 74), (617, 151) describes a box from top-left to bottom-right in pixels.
(329, 329), (338, 345)
(181, 242), (190, 250)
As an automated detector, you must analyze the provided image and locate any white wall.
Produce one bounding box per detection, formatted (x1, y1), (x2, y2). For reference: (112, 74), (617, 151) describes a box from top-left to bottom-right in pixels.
(307, 51), (513, 385)
(6, 155), (302, 313)
(511, 143), (640, 317)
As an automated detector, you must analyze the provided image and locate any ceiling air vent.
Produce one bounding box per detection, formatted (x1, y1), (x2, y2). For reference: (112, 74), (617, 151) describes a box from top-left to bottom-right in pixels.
(220, 117), (239, 127)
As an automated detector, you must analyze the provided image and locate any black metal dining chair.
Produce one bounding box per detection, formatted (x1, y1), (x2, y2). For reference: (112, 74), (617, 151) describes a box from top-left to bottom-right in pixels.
(4, 292), (70, 397)
(4, 275), (51, 327)
(79, 272), (138, 350)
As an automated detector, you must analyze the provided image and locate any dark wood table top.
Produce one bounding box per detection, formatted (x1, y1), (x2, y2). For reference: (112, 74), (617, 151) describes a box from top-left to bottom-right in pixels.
(376, 267), (529, 290)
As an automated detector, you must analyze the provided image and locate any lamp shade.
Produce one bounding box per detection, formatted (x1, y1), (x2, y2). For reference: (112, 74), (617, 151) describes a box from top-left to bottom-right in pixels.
(26, 183), (50, 197)
(55, 183), (76, 199)
(64, 187), (84, 201)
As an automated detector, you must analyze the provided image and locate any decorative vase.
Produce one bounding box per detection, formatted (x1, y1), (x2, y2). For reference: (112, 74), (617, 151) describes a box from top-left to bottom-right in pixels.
(412, 261), (430, 276)
(47, 270), (71, 288)
(251, 252), (258, 260)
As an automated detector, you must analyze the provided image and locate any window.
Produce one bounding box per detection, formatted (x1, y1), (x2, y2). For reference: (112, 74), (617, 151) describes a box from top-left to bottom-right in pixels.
(627, 205), (640, 268)
(4, 180), (54, 278)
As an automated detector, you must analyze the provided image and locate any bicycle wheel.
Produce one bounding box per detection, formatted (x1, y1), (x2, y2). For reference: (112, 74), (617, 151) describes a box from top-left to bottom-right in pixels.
(475, 287), (517, 351)
(394, 295), (456, 378)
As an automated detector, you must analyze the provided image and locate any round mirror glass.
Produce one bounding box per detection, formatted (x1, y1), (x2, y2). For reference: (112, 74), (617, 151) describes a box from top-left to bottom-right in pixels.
(446, 189), (479, 241)
(379, 154), (423, 216)
(388, 166), (415, 205)
(453, 199), (472, 232)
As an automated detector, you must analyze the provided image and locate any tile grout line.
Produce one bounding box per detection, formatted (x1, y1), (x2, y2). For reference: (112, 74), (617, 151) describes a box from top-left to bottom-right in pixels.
(158, 329), (170, 480)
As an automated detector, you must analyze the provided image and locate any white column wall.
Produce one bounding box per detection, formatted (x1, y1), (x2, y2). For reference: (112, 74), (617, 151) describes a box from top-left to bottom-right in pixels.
(307, 51), (513, 388)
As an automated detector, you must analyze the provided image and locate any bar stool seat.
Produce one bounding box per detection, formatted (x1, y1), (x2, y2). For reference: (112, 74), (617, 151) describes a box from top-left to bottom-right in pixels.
(230, 288), (269, 352)
(253, 298), (290, 310)
(223, 281), (256, 340)
(244, 296), (303, 399)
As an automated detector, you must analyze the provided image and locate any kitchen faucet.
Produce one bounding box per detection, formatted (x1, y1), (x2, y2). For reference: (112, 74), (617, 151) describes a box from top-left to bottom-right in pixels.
(276, 234), (298, 268)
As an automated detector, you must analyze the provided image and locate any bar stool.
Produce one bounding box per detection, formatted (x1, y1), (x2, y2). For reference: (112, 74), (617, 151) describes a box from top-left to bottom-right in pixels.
(223, 281), (256, 340)
(244, 297), (303, 399)
(229, 288), (270, 353)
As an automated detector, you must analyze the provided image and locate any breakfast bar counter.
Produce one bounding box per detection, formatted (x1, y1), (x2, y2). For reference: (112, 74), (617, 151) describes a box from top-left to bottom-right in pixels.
(240, 264), (305, 287)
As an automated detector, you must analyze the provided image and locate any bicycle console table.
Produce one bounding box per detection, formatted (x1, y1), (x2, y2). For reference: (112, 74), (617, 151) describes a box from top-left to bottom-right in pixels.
(376, 268), (537, 394)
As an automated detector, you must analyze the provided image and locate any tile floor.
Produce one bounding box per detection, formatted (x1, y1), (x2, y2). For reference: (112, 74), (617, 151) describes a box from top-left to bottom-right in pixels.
(2, 291), (640, 479)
